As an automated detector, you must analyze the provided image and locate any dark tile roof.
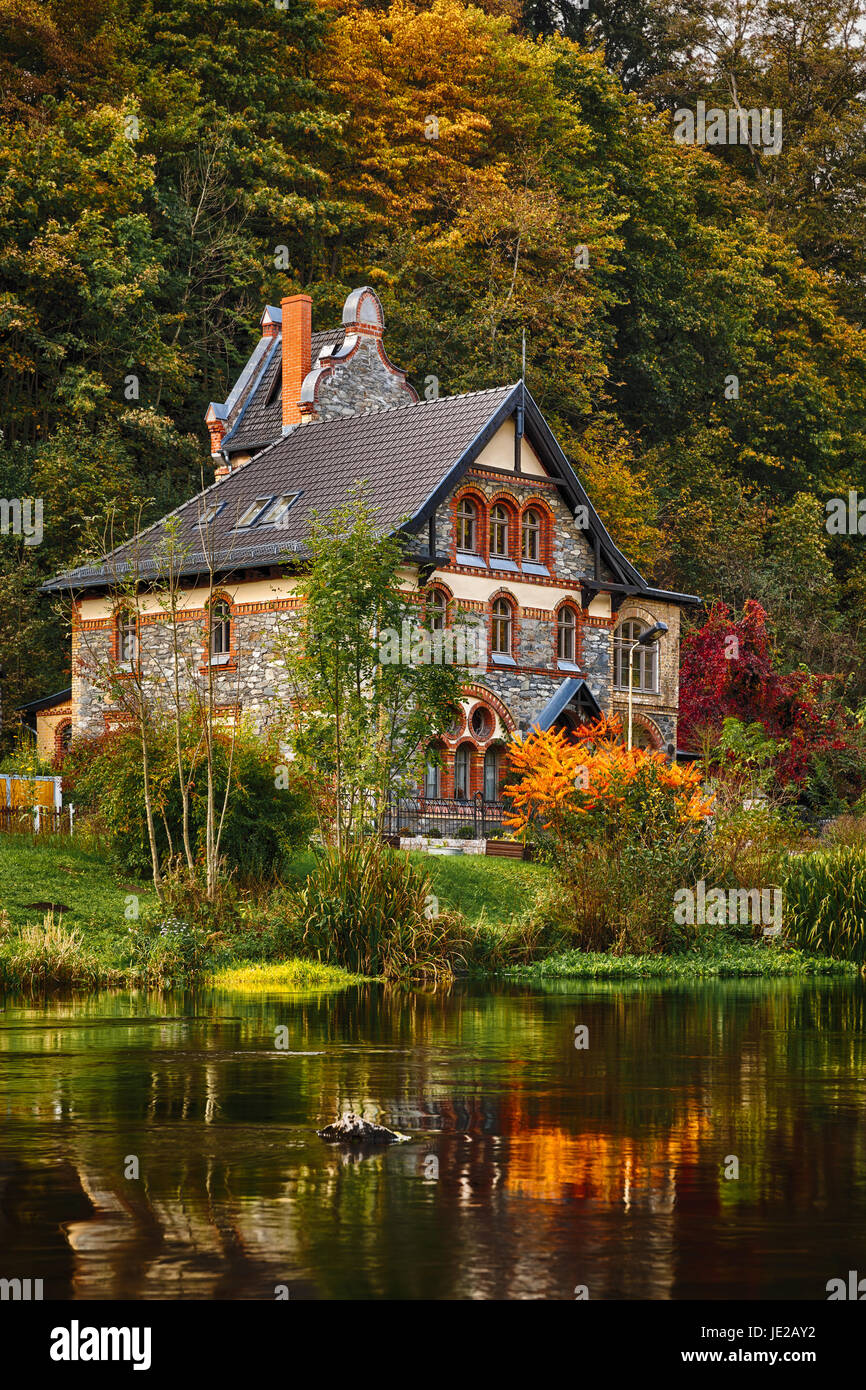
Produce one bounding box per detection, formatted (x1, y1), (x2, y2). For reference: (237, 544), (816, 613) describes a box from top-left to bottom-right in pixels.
(44, 385), (517, 592)
(532, 678), (602, 731)
(223, 327), (346, 455)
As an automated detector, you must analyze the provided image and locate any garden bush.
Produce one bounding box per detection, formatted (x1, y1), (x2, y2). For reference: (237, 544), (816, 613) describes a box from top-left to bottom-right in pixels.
(127, 912), (223, 987)
(503, 715), (714, 953)
(64, 718), (313, 881)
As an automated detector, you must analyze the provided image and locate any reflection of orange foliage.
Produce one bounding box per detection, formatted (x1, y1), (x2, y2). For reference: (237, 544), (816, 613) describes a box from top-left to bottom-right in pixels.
(503, 714), (714, 836)
(504, 1104), (709, 1204)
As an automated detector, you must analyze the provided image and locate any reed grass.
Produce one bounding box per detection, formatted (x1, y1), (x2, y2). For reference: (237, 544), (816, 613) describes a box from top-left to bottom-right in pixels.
(783, 846), (866, 963)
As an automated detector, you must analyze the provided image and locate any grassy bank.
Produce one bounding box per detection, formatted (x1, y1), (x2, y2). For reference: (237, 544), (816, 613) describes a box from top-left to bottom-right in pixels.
(506, 942), (858, 981)
(0, 835), (857, 991)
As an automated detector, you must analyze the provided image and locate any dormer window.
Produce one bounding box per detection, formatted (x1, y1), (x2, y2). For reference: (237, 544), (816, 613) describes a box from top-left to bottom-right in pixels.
(457, 498), (478, 553)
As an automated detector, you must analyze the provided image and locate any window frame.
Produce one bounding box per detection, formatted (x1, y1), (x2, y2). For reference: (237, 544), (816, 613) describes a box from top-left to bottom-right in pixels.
(426, 587), (448, 631)
(491, 596), (513, 656)
(456, 496), (479, 554)
(557, 604), (577, 662)
(453, 744), (472, 800)
(257, 493), (301, 528)
(234, 496), (276, 529)
(489, 503), (510, 559)
(209, 599), (233, 665)
(613, 619), (659, 694)
(521, 507), (542, 562)
(116, 608), (138, 667)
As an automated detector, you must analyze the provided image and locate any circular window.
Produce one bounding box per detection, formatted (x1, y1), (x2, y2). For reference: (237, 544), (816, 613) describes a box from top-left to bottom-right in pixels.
(470, 705), (493, 740)
(445, 705), (464, 737)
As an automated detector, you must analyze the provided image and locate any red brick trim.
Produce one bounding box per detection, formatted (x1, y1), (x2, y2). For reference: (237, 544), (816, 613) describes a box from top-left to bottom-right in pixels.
(629, 712), (663, 749)
(201, 590), (238, 673)
(467, 465), (558, 489)
(451, 485), (489, 564)
(461, 683), (517, 733)
(487, 587), (520, 663)
(53, 719), (73, 759)
(102, 711), (134, 733)
(424, 580), (454, 626)
(553, 596), (581, 665)
(109, 603), (141, 677)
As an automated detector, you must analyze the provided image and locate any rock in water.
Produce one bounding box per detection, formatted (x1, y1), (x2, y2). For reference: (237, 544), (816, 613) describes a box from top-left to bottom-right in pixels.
(317, 1111), (408, 1145)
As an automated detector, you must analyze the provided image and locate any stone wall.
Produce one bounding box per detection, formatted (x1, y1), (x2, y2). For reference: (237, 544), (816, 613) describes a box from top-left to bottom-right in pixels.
(73, 606), (301, 738)
(311, 337), (417, 421)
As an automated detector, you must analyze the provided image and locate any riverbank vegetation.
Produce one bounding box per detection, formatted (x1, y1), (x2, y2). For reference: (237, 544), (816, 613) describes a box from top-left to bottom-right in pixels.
(2, 823), (861, 993)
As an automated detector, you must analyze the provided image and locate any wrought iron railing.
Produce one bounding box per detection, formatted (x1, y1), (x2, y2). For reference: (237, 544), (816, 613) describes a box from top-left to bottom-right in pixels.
(383, 790), (507, 839)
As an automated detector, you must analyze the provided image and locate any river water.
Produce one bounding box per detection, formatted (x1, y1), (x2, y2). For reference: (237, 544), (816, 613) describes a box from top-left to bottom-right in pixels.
(1, 977), (864, 1300)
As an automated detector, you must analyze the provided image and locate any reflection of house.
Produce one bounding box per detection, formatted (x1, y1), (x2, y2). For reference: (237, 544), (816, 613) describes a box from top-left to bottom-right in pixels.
(17, 687), (73, 762)
(43, 287), (698, 791)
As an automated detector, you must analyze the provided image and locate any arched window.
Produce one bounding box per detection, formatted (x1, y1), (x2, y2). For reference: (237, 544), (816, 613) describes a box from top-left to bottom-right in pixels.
(522, 508), (542, 562)
(483, 746), (502, 802)
(454, 744), (471, 800)
(614, 619), (659, 693)
(210, 600), (232, 662)
(557, 605), (577, 662)
(492, 597), (513, 655)
(456, 497), (478, 553)
(117, 609), (137, 665)
(423, 748), (441, 798)
(427, 588), (447, 631)
(55, 720), (73, 760)
(489, 503), (510, 558)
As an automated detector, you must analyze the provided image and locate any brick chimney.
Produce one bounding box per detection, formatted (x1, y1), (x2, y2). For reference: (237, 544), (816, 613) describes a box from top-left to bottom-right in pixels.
(281, 294), (312, 431)
(205, 403), (227, 457)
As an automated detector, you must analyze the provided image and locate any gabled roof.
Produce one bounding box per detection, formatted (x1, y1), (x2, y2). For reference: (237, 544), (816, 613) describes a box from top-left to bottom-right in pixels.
(42, 382), (701, 609)
(43, 385), (515, 592)
(220, 326), (346, 456)
(531, 678), (602, 732)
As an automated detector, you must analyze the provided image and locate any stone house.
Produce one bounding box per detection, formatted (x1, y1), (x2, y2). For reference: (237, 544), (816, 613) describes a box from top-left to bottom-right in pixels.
(43, 286), (699, 801)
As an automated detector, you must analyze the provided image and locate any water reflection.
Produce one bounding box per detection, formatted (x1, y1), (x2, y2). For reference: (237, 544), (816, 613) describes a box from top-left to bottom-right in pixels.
(0, 979), (864, 1299)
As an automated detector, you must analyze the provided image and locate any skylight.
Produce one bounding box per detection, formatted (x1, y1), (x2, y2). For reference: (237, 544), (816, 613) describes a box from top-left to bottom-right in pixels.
(257, 494), (301, 527)
(234, 497), (275, 528)
(198, 502), (225, 526)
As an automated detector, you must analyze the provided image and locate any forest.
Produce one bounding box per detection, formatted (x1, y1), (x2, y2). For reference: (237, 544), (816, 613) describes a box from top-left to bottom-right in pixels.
(2, 0), (866, 762)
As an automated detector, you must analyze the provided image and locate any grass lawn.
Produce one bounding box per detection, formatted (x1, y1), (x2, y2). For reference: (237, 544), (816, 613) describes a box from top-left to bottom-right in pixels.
(408, 851), (546, 924)
(0, 833), (156, 975)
